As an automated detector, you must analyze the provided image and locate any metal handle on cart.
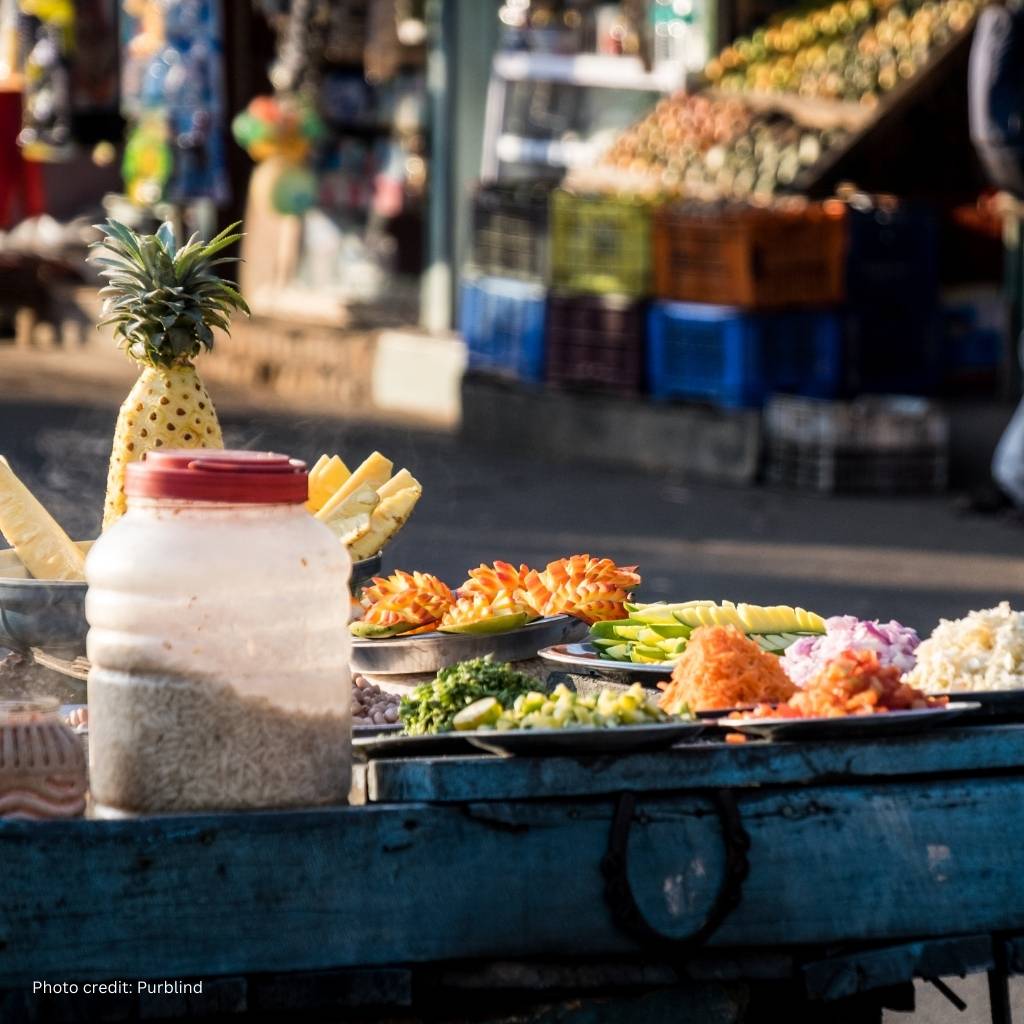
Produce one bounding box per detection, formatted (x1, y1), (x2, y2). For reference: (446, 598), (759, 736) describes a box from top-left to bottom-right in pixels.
(601, 789), (751, 952)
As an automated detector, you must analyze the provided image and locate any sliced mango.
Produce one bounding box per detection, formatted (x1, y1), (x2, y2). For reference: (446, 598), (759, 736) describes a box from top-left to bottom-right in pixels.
(438, 611), (529, 636)
(350, 619), (419, 639)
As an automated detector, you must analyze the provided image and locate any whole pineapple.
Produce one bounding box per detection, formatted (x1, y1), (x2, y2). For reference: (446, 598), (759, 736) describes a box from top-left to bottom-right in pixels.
(89, 220), (249, 529)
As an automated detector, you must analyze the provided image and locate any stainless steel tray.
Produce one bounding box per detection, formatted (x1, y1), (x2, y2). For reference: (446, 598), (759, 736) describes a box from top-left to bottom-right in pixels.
(350, 615), (590, 676)
(538, 642), (675, 683)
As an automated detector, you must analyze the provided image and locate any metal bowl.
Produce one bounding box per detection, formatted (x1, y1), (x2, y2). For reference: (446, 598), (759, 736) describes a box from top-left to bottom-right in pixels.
(350, 551), (382, 595)
(0, 543), (89, 657)
(0, 543), (384, 658)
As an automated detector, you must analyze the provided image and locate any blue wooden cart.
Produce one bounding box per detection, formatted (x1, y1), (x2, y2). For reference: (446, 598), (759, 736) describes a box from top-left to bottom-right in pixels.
(2, 724), (1024, 1022)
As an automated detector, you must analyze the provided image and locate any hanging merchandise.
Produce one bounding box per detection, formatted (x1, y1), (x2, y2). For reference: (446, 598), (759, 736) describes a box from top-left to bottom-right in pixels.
(268, 0), (315, 95)
(232, 92), (326, 215)
(17, 0), (75, 161)
(70, 0), (120, 144)
(0, 0), (19, 87)
(122, 113), (171, 205)
(120, 0), (229, 206)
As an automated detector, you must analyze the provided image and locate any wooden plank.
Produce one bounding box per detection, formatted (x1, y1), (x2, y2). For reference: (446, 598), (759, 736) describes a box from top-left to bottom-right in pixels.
(4, 777), (1024, 984)
(705, 88), (871, 132)
(367, 725), (1024, 804)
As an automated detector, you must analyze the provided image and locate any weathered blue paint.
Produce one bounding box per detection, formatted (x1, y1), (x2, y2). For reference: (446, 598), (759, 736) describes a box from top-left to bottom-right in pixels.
(801, 935), (995, 1001)
(367, 724), (1024, 804)
(3, 771), (1024, 984)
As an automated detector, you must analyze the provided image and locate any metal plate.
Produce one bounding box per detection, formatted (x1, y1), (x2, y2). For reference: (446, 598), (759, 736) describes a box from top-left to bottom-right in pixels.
(466, 720), (705, 757)
(719, 704), (980, 741)
(941, 690), (1024, 706)
(938, 690), (1024, 718)
(351, 615), (590, 676)
(354, 731), (481, 760)
(537, 641), (675, 683)
(352, 722), (402, 738)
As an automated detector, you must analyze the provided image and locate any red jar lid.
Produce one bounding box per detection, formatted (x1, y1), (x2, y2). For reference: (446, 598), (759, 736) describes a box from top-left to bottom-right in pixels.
(125, 450), (308, 504)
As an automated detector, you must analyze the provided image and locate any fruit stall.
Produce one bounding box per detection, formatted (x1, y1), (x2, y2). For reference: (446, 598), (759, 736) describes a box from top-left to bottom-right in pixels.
(459, 0), (1008, 491)
(5, 222), (1024, 1023)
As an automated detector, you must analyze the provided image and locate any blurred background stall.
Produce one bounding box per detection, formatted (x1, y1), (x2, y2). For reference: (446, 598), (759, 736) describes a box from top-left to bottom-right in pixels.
(0, 0), (1019, 525)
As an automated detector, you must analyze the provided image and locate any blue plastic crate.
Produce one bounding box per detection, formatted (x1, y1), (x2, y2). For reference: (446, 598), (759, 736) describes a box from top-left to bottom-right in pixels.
(846, 204), (939, 306)
(458, 276), (547, 383)
(647, 302), (843, 408)
(844, 305), (943, 396)
(942, 291), (1006, 373)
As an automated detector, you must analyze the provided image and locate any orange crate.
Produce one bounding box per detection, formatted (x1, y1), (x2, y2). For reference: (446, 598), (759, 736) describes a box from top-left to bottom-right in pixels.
(653, 202), (847, 309)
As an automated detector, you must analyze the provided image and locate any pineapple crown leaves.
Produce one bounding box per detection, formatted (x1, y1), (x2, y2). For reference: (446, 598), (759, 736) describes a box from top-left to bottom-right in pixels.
(89, 219), (250, 369)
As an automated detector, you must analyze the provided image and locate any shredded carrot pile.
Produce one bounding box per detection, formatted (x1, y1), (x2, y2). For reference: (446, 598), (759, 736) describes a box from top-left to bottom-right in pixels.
(657, 625), (796, 713)
(734, 648), (948, 720)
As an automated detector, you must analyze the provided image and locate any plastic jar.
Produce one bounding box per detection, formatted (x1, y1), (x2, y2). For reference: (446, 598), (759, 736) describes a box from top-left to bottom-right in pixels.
(0, 698), (87, 819)
(85, 450), (352, 816)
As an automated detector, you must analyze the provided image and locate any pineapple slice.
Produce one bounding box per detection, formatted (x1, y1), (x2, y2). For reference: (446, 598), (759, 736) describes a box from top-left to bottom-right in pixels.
(0, 457), (86, 582)
(326, 511), (372, 547)
(307, 454), (351, 512)
(315, 452), (393, 523)
(322, 484), (380, 530)
(348, 484), (422, 561)
(377, 468), (417, 500)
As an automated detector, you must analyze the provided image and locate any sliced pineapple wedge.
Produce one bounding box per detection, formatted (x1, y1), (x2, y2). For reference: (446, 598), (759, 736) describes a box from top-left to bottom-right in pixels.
(307, 454), (351, 512)
(326, 510), (373, 547)
(315, 452), (392, 523)
(377, 468), (416, 500)
(0, 456), (86, 582)
(348, 483), (422, 561)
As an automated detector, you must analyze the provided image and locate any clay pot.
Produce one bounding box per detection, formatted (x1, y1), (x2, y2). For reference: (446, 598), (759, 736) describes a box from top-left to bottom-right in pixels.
(0, 699), (87, 819)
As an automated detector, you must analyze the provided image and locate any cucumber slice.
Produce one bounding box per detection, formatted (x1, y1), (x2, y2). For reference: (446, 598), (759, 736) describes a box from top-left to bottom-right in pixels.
(590, 618), (631, 639)
(602, 643), (632, 662)
(632, 645), (670, 663)
(647, 623), (693, 639)
(453, 697), (502, 731)
(611, 624), (648, 641)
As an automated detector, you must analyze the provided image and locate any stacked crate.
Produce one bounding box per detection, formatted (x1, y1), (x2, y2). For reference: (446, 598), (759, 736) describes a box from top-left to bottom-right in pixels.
(459, 184), (654, 396)
(546, 190), (653, 396)
(460, 186), (946, 414)
(843, 201), (942, 396)
(764, 395), (949, 494)
(646, 202), (848, 408)
(459, 182), (552, 383)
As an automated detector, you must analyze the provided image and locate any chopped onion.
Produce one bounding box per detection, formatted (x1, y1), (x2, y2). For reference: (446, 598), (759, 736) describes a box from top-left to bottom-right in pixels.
(781, 615), (920, 686)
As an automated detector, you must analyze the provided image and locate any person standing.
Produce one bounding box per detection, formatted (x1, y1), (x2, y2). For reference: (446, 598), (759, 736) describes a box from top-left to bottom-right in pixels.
(970, 1), (1024, 505)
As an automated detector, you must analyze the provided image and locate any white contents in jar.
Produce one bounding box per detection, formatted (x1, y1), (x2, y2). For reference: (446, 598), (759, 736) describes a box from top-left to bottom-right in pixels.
(89, 670), (350, 812)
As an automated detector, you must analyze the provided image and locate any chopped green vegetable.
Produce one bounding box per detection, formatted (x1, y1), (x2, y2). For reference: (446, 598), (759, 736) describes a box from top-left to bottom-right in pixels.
(482, 682), (687, 731)
(399, 656), (541, 735)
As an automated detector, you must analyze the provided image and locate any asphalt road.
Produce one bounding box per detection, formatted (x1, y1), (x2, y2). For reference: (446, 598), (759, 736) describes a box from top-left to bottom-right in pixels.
(4, 398), (1023, 634)
(2, 397), (1023, 1021)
